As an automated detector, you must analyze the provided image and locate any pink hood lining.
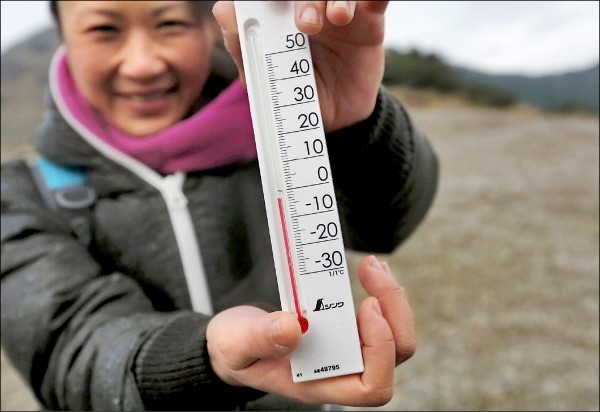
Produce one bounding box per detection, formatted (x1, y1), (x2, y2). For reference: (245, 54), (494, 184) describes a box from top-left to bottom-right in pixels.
(52, 48), (256, 174)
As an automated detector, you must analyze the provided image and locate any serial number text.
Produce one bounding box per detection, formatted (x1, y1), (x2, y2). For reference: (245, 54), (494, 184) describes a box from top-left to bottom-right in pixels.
(313, 364), (340, 374)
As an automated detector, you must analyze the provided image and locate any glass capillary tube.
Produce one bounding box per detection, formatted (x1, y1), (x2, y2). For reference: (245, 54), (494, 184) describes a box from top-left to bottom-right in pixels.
(246, 23), (309, 333)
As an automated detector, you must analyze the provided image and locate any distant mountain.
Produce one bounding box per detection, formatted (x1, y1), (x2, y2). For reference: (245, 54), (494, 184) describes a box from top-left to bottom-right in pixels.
(383, 49), (598, 113)
(455, 64), (599, 113)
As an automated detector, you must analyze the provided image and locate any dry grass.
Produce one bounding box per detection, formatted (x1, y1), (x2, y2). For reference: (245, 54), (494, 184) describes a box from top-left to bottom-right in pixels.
(2, 89), (598, 411)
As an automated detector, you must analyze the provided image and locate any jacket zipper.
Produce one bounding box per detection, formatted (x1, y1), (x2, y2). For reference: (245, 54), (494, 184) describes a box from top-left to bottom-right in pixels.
(49, 47), (213, 315)
(159, 173), (213, 315)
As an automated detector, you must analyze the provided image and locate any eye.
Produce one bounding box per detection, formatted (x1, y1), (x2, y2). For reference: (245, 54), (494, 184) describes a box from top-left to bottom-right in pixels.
(86, 24), (120, 40)
(157, 20), (190, 32)
(160, 20), (184, 26)
(89, 24), (118, 33)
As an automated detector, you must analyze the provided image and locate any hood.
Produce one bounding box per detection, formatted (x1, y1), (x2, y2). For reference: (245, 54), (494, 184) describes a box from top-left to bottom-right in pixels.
(33, 44), (251, 175)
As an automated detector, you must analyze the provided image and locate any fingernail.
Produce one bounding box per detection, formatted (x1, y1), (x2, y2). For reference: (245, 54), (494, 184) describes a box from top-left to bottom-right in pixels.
(372, 298), (383, 316)
(300, 6), (321, 25)
(338, 1), (356, 15)
(270, 319), (287, 349)
(370, 255), (384, 272)
(333, 1), (349, 11)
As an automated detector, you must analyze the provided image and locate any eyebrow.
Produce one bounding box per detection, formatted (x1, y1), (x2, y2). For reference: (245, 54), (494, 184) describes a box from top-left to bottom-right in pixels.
(76, 3), (188, 20)
(150, 3), (188, 17)
(78, 9), (123, 20)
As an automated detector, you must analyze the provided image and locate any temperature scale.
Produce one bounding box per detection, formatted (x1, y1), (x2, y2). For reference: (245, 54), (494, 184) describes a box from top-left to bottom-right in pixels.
(235, 1), (364, 382)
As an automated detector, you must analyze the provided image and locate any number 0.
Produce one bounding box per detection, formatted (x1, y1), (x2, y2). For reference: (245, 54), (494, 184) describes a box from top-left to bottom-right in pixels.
(317, 166), (328, 181)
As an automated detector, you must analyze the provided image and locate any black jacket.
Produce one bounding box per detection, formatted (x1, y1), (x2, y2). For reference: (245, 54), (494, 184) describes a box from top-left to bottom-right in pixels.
(1, 66), (438, 410)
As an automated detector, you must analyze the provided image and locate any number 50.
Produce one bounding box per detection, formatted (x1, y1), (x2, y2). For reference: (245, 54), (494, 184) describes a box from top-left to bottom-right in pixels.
(286, 33), (306, 49)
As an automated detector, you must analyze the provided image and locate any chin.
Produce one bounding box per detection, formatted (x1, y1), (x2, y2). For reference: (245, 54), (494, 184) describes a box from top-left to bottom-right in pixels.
(117, 118), (175, 137)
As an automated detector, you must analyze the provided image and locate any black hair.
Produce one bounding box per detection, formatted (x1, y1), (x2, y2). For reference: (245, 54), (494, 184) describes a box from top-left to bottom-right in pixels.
(49, 0), (216, 26)
(49, 0), (59, 24)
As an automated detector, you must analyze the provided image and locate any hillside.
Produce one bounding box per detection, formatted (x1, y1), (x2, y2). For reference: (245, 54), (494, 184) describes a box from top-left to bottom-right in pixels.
(382, 48), (599, 114)
(1, 27), (60, 152)
(455, 64), (600, 113)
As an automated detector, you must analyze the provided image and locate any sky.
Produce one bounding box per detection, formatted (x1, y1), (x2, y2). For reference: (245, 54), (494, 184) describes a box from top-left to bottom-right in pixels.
(1, 1), (598, 76)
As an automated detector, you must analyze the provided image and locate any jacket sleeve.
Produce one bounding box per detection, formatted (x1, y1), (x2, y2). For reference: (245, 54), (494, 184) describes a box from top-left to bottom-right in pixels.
(326, 88), (439, 253)
(0, 160), (261, 411)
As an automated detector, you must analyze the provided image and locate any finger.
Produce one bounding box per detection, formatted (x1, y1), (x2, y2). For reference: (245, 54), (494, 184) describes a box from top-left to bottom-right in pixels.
(238, 311), (302, 368)
(359, 256), (416, 365)
(277, 297), (396, 406)
(326, 1), (356, 26)
(356, 297), (395, 405)
(227, 299), (396, 407)
(212, 1), (246, 87)
(381, 260), (393, 275)
(295, 1), (327, 35)
(211, 307), (302, 371)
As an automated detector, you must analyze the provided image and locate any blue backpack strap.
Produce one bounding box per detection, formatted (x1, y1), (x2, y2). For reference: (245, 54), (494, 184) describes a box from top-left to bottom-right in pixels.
(30, 157), (96, 246)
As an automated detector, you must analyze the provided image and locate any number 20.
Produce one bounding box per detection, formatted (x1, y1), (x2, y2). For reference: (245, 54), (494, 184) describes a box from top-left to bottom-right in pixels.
(298, 112), (319, 128)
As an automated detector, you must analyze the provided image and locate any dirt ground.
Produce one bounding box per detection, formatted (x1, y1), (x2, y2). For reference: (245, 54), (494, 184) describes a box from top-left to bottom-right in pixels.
(348, 94), (599, 410)
(1, 93), (598, 410)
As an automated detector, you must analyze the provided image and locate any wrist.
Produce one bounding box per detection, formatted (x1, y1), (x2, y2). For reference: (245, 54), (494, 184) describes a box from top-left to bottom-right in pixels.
(134, 312), (264, 410)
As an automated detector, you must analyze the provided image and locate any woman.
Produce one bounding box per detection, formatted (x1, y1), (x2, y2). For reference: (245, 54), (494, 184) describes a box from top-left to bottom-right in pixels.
(1, 1), (438, 410)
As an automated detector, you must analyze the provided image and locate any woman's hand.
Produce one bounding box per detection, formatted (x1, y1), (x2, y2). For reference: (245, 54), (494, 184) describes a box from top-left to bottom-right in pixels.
(212, 1), (388, 132)
(206, 255), (415, 407)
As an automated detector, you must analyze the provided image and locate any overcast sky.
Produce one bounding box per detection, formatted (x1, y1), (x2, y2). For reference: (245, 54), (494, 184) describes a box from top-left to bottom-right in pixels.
(1, 1), (598, 75)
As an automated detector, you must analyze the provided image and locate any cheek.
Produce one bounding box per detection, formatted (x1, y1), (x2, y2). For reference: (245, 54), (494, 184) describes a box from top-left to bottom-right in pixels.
(175, 41), (214, 96)
(182, 58), (211, 90)
(67, 49), (113, 105)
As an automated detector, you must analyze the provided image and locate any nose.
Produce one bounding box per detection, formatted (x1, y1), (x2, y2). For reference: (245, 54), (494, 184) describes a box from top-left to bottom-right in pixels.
(118, 31), (167, 81)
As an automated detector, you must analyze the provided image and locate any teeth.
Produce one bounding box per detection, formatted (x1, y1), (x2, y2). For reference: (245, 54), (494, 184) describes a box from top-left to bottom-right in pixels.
(129, 92), (165, 101)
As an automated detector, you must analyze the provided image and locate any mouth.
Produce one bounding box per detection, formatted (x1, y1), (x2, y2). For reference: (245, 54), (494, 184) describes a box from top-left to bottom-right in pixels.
(118, 85), (179, 101)
(116, 85), (179, 115)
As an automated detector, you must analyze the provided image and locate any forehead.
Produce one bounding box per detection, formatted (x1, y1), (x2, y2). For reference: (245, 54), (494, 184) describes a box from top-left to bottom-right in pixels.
(58, 1), (192, 19)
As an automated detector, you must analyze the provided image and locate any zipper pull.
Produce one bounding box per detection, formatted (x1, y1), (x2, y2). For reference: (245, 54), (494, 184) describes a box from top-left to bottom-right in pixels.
(161, 172), (188, 209)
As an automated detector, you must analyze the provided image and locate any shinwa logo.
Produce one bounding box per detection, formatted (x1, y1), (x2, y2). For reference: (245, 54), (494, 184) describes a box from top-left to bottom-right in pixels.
(313, 298), (344, 311)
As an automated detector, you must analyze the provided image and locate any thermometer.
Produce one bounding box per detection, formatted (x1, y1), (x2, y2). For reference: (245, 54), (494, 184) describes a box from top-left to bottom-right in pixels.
(235, 1), (364, 382)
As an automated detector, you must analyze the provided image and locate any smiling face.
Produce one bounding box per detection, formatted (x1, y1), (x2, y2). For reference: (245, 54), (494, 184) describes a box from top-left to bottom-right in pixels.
(58, 1), (218, 137)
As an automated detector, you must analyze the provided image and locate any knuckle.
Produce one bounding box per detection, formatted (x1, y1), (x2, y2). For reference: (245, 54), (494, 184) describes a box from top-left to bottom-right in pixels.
(392, 285), (407, 299)
(214, 335), (239, 364)
(376, 387), (395, 406)
(209, 329), (248, 370)
(380, 285), (409, 309)
(396, 337), (416, 364)
(250, 321), (268, 354)
(360, 384), (394, 406)
(381, 283), (405, 300)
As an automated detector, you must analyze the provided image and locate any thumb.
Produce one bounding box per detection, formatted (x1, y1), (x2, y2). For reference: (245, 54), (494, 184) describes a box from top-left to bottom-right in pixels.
(209, 307), (302, 373)
(243, 311), (303, 366)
